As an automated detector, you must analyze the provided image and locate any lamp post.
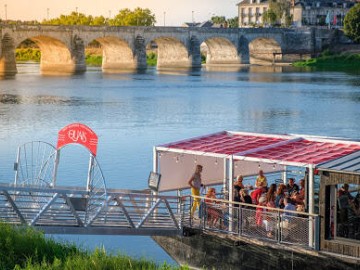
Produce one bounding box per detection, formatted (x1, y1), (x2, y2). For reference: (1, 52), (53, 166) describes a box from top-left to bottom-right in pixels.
(4, 4), (7, 21)
(163, 11), (166, 26)
(192, 10), (194, 23)
(47, 8), (49, 20)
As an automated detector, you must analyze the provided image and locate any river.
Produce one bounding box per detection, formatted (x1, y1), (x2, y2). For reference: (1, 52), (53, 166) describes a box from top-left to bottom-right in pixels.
(0, 63), (360, 265)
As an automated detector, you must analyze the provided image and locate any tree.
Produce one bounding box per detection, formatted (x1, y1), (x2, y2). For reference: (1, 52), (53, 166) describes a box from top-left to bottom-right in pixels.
(344, 3), (360, 43)
(109, 7), (156, 26)
(262, 10), (277, 26)
(227, 17), (239, 28)
(267, 0), (291, 26)
(42, 12), (107, 26)
(211, 16), (226, 24)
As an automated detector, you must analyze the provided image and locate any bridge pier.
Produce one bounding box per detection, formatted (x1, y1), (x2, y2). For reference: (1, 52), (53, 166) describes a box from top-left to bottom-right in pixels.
(0, 33), (17, 77)
(100, 35), (146, 73)
(38, 35), (86, 75)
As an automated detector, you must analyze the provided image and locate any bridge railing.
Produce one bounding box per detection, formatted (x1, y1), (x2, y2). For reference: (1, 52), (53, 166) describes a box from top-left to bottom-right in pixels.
(0, 183), (182, 236)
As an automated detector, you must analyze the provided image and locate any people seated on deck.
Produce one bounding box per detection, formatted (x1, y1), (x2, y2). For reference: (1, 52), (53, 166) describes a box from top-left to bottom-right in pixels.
(282, 197), (296, 223)
(255, 170), (268, 188)
(239, 189), (252, 206)
(205, 188), (222, 228)
(266, 183), (277, 208)
(251, 186), (267, 205)
(298, 179), (306, 204)
(275, 184), (286, 209)
(234, 175), (244, 203)
(286, 178), (299, 196)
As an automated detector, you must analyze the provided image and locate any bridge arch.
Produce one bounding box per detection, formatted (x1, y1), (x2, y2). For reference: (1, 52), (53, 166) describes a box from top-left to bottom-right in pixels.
(12, 34), (86, 75)
(89, 36), (142, 72)
(248, 37), (283, 65)
(201, 37), (240, 65)
(147, 36), (192, 69)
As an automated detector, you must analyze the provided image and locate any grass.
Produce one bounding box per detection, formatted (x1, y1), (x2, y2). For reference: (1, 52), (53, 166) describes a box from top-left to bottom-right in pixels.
(293, 50), (360, 68)
(0, 223), (188, 270)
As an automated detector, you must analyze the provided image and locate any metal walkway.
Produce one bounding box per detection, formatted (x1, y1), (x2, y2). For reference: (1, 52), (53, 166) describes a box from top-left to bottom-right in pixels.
(0, 183), (182, 236)
(0, 128), (184, 236)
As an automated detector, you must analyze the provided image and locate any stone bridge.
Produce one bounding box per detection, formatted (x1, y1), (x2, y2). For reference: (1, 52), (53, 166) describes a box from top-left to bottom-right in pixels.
(0, 24), (336, 75)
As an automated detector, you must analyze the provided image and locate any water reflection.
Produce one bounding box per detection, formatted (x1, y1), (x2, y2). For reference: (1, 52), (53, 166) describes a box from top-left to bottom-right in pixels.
(0, 93), (90, 106)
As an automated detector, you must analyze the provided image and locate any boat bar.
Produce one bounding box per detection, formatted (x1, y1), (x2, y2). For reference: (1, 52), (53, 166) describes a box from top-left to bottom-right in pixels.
(154, 131), (360, 258)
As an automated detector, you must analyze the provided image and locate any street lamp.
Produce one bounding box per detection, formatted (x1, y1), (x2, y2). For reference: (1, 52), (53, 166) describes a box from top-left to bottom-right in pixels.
(163, 11), (166, 26)
(47, 8), (49, 20)
(108, 10), (111, 19)
(192, 10), (194, 23)
(4, 4), (7, 21)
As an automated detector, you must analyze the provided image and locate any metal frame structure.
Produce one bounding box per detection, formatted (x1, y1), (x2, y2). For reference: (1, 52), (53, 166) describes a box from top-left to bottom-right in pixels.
(153, 131), (360, 247)
(0, 184), (182, 235)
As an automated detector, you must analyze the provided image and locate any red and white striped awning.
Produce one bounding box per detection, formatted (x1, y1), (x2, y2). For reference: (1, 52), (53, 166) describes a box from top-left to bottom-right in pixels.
(159, 131), (360, 167)
(155, 131), (360, 191)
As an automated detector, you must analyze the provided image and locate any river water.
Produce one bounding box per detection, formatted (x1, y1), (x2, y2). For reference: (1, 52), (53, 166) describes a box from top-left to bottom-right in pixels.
(0, 63), (360, 265)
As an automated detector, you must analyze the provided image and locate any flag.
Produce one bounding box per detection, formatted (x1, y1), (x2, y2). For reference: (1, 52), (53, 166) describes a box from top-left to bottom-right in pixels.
(325, 11), (330, 25)
(333, 14), (337, 26)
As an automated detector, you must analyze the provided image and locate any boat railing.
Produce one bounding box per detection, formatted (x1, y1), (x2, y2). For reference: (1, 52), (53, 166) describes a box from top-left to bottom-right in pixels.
(181, 194), (320, 250)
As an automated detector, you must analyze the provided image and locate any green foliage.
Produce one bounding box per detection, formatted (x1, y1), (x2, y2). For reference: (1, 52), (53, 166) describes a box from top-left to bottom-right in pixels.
(109, 7), (156, 26)
(292, 52), (360, 68)
(0, 223), (79, 269)
(227, 17), (239, 28)
(201, 54), (206, 64)
(211, 16), (226, 24)
(147, 52), (157, 66)
(42, 12), (107, 26)
(16, 48), (41, 62)
(42, 7), (156, 26)
(344, 3), (360, 43)
(0, 223), (188, 270)
(14, 47), (158, 67)
(265, 0), (291, 26)
(269, 0), (291, 19)
(263, 10), (277, 26)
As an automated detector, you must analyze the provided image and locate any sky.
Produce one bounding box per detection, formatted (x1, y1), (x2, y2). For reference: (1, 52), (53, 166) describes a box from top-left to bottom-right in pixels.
(0, 0), (239, 26)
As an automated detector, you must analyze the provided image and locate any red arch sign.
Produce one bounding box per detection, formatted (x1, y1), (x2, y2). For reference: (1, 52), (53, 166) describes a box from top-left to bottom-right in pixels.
(57, 123), (98, 156)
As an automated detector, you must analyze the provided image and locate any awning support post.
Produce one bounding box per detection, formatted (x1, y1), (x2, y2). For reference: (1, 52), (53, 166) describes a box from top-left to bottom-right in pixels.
(282, 165), (287, 184)
(308, 164), (314, 248)
(228, 156), (234, 232)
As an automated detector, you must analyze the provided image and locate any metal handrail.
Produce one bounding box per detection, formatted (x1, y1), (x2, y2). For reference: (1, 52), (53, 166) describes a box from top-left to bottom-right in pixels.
(0, 184), (182, 236)
(191, 194), (319, 217)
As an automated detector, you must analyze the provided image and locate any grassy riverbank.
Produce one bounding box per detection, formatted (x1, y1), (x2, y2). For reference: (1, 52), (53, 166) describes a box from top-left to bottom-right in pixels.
(293, 51), (360, 68)
(15, 48), (158, 66)
(0, 223), (186, 270)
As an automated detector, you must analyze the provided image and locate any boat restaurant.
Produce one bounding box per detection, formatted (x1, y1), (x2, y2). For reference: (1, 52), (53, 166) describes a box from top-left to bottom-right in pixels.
(153, 131), (360, 259)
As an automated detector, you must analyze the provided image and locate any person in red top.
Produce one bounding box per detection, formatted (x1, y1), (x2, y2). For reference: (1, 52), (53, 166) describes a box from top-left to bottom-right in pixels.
(251, 186), (266, 205)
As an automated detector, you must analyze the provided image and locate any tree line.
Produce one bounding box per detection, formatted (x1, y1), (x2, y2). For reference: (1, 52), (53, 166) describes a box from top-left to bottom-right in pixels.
(42, 7), (156, 26)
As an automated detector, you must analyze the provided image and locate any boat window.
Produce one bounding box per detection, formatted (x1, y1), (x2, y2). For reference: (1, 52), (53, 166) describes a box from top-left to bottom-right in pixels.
(335, 184), (360, 241)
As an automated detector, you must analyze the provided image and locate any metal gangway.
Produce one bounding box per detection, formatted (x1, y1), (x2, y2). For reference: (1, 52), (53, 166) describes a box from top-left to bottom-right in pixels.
(0, 124), (183, 236)
(0, 183), (182, 236)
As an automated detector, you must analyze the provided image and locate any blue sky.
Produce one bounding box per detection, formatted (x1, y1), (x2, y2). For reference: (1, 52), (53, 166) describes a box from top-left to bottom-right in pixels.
(0, 0), (239, 26)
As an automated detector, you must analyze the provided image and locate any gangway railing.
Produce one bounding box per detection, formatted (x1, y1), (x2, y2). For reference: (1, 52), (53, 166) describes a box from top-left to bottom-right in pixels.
(182, 195), (320, 250)
(0, 183), (182, 236)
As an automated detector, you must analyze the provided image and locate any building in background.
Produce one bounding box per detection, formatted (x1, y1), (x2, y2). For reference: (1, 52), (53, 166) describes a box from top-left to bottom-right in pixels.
(237, 0), (357, 27)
